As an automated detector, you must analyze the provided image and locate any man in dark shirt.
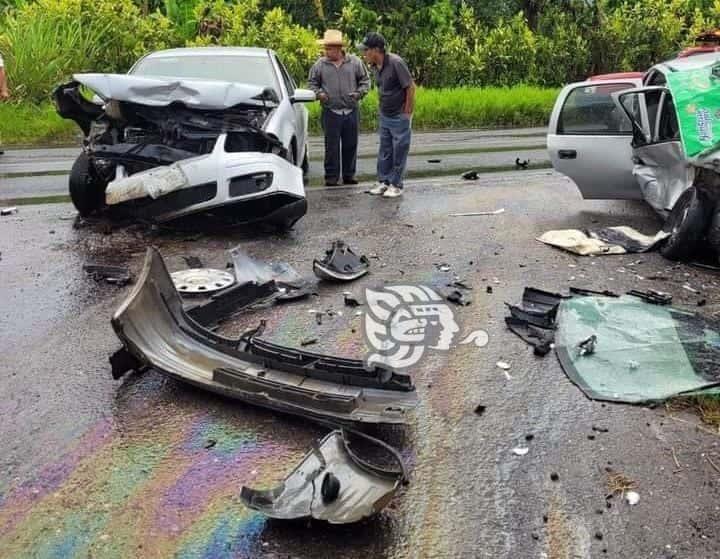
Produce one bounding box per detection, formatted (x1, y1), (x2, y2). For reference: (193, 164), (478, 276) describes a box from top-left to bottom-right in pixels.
(358, 32), (416, 198)
(308, 30), (370, 186)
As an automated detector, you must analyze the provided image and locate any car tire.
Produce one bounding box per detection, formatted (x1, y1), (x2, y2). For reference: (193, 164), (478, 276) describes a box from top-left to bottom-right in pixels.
(707, 207), (720, 260)
(660, 186), (712, 261)
(69, 153), (106, 217)
(301, 145), (309, 176)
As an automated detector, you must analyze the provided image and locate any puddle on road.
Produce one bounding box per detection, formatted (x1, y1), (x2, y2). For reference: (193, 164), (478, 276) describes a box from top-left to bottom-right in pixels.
(0, 374), (319, 558)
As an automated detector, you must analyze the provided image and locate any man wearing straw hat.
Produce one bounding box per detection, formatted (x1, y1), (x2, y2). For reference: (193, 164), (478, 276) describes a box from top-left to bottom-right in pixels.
(0, 51), (8, 155)
(308, 30), (370, 186)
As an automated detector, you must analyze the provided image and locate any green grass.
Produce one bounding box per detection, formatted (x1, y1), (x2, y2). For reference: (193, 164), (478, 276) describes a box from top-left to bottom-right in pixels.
(307, 85), (558, 134)
(0, 85), (557, 147)
(0, 102), (78, 146)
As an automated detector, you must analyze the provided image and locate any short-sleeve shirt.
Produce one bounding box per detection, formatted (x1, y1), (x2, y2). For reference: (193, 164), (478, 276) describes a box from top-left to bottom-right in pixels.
(374, 53), (413, 117)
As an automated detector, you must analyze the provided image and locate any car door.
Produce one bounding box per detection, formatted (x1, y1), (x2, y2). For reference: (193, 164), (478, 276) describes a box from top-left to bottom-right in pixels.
(275, 56), (307, 164)
(615, 85), (692, 213)
(547, 79), (643, 199)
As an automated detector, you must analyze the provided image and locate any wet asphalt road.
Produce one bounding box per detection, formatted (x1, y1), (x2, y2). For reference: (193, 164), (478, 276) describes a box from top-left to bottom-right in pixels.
(2, 170), (720, 558)
(0, 128), (548, 200)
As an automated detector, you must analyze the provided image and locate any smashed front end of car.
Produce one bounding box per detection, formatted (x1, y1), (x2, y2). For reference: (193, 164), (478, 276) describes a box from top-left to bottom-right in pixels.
(53, 74), (306, 227)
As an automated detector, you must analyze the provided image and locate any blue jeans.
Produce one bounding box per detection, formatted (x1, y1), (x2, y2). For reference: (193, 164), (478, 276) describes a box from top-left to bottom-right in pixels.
(377, 113), (412, 188)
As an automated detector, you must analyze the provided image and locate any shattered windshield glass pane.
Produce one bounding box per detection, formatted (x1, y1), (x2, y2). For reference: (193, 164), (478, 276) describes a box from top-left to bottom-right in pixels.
(555, 295), (720, 403)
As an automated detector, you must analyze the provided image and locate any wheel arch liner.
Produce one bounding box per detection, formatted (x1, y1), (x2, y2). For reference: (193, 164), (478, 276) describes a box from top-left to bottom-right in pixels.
(240, 429), (405, 524)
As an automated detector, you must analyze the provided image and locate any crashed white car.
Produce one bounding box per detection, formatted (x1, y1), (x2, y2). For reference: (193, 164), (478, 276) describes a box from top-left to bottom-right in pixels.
(54, 47), (315, 227)
(547, 52), (720, 258)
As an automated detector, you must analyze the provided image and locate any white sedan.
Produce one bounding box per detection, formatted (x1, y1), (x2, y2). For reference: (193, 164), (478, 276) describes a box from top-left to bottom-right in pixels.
(54, 47), (315, 228)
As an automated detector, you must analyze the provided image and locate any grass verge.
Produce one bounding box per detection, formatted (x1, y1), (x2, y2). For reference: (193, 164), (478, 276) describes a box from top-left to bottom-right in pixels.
(308, 86), (558, 134)
(1, 85), (557, 146)
(0, 102), (79, 146)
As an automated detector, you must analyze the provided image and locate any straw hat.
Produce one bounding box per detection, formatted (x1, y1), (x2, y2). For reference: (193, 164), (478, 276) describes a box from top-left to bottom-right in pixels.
(317, 29), (346, 47)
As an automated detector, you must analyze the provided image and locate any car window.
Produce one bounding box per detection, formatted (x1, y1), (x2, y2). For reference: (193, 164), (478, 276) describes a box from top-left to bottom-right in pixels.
(132, 55), (281, 94)
(275, 57), (295, 96)
(656, 92), (680, 142)
(646, 71), (667, 86)
(558, 83), (634, 135)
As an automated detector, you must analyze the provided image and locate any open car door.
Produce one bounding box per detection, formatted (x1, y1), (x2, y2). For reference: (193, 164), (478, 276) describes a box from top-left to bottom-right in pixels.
(547, 79), (643, 199)
(615, 86), (692, 214)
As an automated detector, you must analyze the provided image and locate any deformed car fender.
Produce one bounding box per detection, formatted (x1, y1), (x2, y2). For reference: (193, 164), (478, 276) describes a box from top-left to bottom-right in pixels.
(111, 248), (418, 425)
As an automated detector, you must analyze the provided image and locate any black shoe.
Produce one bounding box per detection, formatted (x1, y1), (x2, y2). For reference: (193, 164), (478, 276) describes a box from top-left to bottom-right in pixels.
(343, 177), (358, 185)
(325, 179), (339, 187)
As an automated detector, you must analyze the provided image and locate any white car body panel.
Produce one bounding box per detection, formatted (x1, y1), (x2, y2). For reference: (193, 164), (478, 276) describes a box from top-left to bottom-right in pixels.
(105, 133), (304, 222)
(547, 78), (643, 200)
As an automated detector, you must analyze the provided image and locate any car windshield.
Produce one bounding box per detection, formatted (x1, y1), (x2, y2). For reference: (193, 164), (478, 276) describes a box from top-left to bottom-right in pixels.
(131, 54), (280, 93)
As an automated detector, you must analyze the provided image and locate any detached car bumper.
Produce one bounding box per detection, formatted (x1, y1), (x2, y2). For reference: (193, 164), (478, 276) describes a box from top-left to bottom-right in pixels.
(104, 134), (306, 224)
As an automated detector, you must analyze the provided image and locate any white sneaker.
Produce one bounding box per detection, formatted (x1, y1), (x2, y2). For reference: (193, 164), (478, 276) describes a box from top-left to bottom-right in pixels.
(368, 182), (388, 195)
(383, 185), (403, 198)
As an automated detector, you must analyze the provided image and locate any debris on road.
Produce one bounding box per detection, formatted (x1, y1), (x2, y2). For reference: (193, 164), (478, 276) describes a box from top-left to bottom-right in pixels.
(474, 404), (487, 416)
(83, 264), (134, 286)
(171, 267), (235, 295)
(512, 447), (529, 456)
(515, 158), (529, 169)
(182, 256), (204, 269)
(427, 159), (442, 163)
(231, 247), (312, 302)
(186, 280), (277, 328)
(504, 287), (563, 355)
(577, 334), (597, 356)
(111, 248), (418, 424)
(461, 170), (479, 181)
(556, 294), (720, 403)
(344, 293), (363, 307)
(497, 361), (511, 370)
(627, 289), (672, 305)
(0, 206), (18, 216)
(300, 338), (318, 347)
(537, 227), (668, 256)
(313, 240), (370, 282)
(240, 430), (406, 524)
(446, 289), (472, 306)
(450, 208), (505, 217)
(625, 491), (640, 506)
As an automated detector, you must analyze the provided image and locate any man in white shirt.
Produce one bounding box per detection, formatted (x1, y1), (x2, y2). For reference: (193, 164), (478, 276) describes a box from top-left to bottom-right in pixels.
(0, 52), (8, 155)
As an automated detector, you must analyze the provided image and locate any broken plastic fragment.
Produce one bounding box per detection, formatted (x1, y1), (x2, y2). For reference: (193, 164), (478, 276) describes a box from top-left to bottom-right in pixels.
(497, 361), (511, 371)
(577, 334), (597, 356)
(313, 241), (370, 282)
(512, 447), (529, 456)
(240, 430), (405, 524)
(625, 491), (640, 506)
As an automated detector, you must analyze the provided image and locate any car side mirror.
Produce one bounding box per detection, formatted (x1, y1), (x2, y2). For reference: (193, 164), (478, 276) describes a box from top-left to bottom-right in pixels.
(291, 88), (316, 104)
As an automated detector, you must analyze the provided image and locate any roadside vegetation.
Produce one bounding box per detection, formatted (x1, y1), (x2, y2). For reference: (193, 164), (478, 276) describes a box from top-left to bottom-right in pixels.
(1, 0), (720, 144)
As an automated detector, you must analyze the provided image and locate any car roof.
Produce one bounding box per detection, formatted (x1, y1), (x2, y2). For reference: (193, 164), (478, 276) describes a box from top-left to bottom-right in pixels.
(655, 51), (720, 73)
(589, 72), (644, 81)
(141, 47), (275, 59)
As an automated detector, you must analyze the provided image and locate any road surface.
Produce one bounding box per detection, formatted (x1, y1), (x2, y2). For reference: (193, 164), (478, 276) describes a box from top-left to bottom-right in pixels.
(1, 169), (720, 558)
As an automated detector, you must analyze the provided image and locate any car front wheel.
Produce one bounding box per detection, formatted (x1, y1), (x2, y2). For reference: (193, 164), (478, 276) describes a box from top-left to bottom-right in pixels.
(660, 186), (712, 260)
(69, 153), (106, 217)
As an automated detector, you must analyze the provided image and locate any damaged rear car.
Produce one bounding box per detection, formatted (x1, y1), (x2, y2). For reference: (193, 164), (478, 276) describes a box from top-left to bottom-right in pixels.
(53, 47), (315, 228)
(548, 52), (720, 261)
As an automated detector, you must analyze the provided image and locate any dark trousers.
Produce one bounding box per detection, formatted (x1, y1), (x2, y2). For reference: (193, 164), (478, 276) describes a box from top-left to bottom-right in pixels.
(322, 108), (359, 181)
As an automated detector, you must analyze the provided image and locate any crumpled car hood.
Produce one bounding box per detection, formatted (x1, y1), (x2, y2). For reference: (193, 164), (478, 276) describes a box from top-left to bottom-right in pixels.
(73, 73), (277, 109)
